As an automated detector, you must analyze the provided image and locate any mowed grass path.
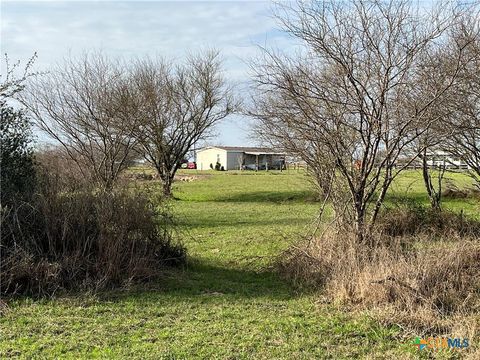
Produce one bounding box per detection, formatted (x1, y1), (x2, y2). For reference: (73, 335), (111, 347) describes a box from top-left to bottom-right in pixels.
(2, 170), (477, 359)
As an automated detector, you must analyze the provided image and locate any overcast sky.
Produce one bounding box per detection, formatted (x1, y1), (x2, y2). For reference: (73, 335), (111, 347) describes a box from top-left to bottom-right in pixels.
(1, 0), (297, 146)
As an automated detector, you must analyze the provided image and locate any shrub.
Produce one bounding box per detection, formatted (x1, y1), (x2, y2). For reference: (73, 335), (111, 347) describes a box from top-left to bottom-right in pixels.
(215, 162), (221, 171)
(376, 203), (480, 238)
(443, 186), (480, 200)
(0, 102), (36, 207)
(0, 161), (185, 296)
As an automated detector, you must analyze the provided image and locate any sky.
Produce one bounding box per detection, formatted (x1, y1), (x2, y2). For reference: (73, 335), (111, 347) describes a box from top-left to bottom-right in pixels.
(1, 0), (297, 146)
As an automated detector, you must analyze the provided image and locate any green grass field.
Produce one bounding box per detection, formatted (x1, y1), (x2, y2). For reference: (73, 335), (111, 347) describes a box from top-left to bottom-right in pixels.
(1, 170), (478, 359)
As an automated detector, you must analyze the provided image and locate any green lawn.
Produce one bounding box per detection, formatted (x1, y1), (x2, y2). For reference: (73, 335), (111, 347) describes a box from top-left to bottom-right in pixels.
(1, 170), (478, 359)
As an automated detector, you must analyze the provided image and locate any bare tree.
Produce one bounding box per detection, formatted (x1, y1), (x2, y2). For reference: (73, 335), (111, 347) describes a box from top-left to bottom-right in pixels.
(131, 51), (236, 197)
(419, 146), (447, 210)
(410, 55), (457, 210)
(21, 53), (139, 190)
(443, 16), (480, 189)
(411, 16), (480, 208)
(412, 15), (480, 205)
(0, 53), (37, 99)
(250, 0), (474, 243)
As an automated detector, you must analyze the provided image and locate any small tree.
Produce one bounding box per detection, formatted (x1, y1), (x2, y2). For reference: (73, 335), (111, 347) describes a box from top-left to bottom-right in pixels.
(411, 15), (480, 201)
(411, 63), (454, 210)
(0, 54), (37, 206)
(21, 53), (139, 190)
(0, 103), (36, 206)
(443, 17), (480, 188)
(409, 17), (480, 208)
(131, 51), (236, 197)
(419, 146), (447, 210)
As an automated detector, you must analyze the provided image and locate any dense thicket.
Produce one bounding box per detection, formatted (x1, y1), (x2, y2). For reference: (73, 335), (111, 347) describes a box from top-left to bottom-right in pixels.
(1, 56), (185, 296)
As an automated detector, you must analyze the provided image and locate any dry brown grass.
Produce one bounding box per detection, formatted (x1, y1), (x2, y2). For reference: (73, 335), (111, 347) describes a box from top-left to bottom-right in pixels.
(1, 159), (185, 296)
(443, 186), (480, 200)
(278, 206), (480, 338)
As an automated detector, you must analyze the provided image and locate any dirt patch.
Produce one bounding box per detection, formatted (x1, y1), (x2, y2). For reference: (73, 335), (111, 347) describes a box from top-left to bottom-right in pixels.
(174, 174), (211, 182)
(175, 174), (199, 182)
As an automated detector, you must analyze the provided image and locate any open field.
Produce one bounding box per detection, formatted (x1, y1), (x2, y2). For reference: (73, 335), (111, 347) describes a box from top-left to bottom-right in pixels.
(1, 170), (478, 359)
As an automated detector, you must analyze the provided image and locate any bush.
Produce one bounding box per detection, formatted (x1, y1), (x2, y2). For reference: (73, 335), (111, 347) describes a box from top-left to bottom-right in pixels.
(443, 186), (480, 200)
(0, 102), (36, 207)
(215, 162), (221, 171)
(376, 203), (480, 238)
(278, 205), (480, 334)
(1, 161), (185, 296)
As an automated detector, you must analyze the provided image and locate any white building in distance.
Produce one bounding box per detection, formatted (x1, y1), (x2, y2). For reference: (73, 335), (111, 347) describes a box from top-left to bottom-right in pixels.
(196, 146), (286, 171)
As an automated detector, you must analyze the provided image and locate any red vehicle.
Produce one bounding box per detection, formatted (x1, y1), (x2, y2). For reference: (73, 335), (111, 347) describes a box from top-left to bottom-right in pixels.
(180, 160), (196, 169)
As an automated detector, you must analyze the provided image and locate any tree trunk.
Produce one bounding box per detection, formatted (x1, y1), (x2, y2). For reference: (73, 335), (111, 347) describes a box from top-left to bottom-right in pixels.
(354, 202), (366, 244)
(368, 168), (394, 235)
(162, 175), (174, 198)
(421, 151), (442, 210)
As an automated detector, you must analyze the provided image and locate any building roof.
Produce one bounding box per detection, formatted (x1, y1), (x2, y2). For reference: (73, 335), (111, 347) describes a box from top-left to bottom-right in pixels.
(197, 146), (284, 154)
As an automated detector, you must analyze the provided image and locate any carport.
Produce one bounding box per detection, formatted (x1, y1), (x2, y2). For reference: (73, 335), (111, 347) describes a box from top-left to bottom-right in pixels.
(243, 151), (285, 171)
